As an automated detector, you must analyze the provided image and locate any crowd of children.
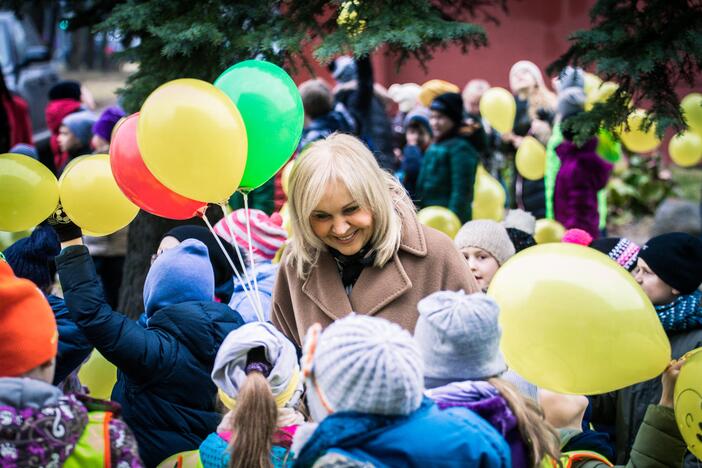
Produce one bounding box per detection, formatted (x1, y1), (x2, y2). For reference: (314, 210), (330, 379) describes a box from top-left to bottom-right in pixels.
(1, 58), (701, 467)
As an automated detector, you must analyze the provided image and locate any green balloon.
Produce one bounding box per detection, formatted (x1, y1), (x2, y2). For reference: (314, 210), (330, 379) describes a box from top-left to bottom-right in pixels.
(215, 60), (304, 190)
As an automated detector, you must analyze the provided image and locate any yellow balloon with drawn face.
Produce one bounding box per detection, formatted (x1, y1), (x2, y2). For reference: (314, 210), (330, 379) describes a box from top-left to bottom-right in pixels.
(675, 348), (702, 460)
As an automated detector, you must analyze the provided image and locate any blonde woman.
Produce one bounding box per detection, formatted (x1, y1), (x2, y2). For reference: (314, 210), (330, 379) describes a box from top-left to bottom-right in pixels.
(271, 133), (479, 346)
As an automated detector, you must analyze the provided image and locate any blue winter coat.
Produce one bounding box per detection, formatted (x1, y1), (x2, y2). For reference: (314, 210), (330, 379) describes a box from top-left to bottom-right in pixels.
(56, 245), (244, 467)
(47, 294), (93, 385)
(294, 398), (511, 467)
(228, 261), (279, 323)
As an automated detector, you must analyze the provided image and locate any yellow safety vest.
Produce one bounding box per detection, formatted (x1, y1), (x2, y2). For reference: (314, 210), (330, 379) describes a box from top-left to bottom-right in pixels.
(156, 449), (203, 468)
(63, 411), (112, 468)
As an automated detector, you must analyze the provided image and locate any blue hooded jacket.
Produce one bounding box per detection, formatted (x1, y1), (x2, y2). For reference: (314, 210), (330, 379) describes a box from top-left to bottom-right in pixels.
(56, 240), (244, 467)
(47, 294), (93, 385)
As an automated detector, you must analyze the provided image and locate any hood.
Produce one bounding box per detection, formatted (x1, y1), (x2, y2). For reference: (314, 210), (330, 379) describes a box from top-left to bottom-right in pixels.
(45, 99), (82, 134)
(0, 378), (88, 466)
(147, 301), (244, 363)
(143, 239), (214, 317)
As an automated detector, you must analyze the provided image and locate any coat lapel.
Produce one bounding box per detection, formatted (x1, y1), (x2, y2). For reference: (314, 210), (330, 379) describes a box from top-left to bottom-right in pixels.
(302, 252), (353, 321)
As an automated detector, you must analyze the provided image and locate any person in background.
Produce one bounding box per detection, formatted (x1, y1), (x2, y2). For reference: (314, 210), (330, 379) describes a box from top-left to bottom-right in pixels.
(214, 209), (288, 322)
(84, 105), (128, 309)
(200, 322), (305, 467)
(291, 314), (512, 467)
(388, 82), (421, 159)
(3, 226), (92, 389)
(44, 81), (83, 173)
(0, 71), (32, 154)
(453, 220), (515, 292)
(298, 78), (356, 152)
(0, 260), (143, 467)
(417, 291), (560, 467)
(57, 110), (97, 171)
(400, 107), (432, 200)
(502, 209), (537, 253)
(590, 232), (702, 466)
(589, 237), (640, 272)
(461, 79), (495, 174)
(416, 92), (479, 223)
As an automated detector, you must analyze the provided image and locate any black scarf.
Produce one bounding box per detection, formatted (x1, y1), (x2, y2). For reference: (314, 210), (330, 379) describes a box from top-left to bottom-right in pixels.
(328, 244), (376, 291)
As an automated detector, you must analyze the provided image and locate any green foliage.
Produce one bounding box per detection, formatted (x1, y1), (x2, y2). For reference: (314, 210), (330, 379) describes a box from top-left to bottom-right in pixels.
(607, 153), (680, 226)
(549, 0), (702, 144)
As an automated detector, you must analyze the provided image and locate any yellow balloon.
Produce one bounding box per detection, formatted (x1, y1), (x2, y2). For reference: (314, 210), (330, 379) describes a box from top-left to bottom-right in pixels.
(585, 81), (618, 111)
(156, 450), (203, 468)
(674, 348), (702, 460)
(472, 165), (505, 221)
(681, 93), (702, 134)
(417, 206), (462, 238)
(583, 72), (602, 97)
(281, 161), (294, 196)
(489, 243), (671, 394)
(418, 79), (460, 108)
(479, 87), (516, 134)
(0, 229), (32, 251)
(516, 136), (546, 180)
(59, 154), (139, 235)
(534, 218), (565, 244)
(0, 153), (59, 232)
(78, 350), (117, 400)
(619, 109), (661, 154)
(138, 78), (248, 203)
(669, 132), (702, 167)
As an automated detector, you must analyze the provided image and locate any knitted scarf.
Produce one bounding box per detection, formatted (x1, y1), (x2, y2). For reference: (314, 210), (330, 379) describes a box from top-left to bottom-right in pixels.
(329, 244), (376, 292)
(655, 290), (702, 333)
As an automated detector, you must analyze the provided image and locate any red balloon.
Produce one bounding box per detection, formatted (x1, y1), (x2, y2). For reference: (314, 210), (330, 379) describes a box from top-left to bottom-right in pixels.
(110, 114), (206, 220)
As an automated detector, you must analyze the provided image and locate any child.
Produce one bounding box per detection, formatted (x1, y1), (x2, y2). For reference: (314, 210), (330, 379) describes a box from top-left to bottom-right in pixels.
(45, 80), (83, 173)
(416, 92), (479, 223)
(291, 314), (511, 467)
(214, 209), (288, 322)
(416, 290), (560, 467)
(91, 105), (126, 153)
(590, 232), (702, 465)
(454, 219), (516, 292)
(0, 260), (142, 466)
(57, 110), (96, 168)
(553, 87), (612, 238)
(401, 108), (432, 200)
(539, 361), (687, 466)
(3, 226), (92, 387)
(200, 322), (305, 467)
(54, 229), (245, 466)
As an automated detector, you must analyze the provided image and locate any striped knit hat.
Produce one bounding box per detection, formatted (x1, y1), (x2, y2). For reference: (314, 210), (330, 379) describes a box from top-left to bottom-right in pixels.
(589, 237), (640, 272)
(214, 209), (288, 261)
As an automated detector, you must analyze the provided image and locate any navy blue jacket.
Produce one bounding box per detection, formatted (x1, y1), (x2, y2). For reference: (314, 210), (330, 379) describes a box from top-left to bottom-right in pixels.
(56, 245), (244, 467)
(47, 294), (93, 385)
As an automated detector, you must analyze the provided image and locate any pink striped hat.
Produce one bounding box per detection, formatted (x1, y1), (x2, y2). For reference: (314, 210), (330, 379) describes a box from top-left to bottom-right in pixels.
(214, 209), (288, 261)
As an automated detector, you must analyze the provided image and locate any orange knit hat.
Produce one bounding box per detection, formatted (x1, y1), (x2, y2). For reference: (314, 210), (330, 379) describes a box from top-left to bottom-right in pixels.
(0, 260), (58, 377)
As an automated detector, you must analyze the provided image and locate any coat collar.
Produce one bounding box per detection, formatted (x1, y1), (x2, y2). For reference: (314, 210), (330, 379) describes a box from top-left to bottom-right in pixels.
(302, 201), (426, 321)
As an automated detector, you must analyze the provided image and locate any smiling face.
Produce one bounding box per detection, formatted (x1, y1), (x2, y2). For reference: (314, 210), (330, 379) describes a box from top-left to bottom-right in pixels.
(309, 179), (374, 256)
(461, 246), (500, 292)
(634, 257), (679, 305)
(429, 110), (454, 140)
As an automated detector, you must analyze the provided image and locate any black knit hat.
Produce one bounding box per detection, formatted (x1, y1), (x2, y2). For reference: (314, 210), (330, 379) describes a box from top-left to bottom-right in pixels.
(3, 226), (60, 291)
(638, 232), (702, 294)
(48, 80), (81, 101)
(430, 92), (464, 126)
(505, 227), (537, 253)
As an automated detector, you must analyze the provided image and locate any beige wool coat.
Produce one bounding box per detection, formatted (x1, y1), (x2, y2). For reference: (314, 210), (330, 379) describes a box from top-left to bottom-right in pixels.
(271, 208), (479, 346)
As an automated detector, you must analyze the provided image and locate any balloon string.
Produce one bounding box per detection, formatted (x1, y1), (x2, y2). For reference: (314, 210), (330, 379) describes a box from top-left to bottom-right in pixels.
(242, 193), (264, 319)
(219, 203), (263, 321)
(201, 210), (258, 317)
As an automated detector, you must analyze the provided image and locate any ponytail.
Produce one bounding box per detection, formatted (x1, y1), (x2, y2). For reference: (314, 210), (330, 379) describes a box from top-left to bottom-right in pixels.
(489, 377), (560, 467)
(229, 372), (277, 468)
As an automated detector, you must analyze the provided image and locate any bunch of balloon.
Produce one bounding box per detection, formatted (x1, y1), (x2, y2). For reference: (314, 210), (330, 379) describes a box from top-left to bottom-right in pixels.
(516, 136), (546, 180)
(214, 61), (304, 192)
(479, 88), (516, 134)
(59, 154), (139, 235)
(489, 243), (671, 394)
(0, 153), (59, 232)
(681, 93), (702, 135)
(534, 218), (566, 244)
(669, 132), (702, 168)
(417, 206), (462, 239)
(674, 348), (702, 460)
(618, 109), (661, 154)
(472, 166), (506, 221)
(585, 81), (618, 111)
(110, 113), (207, 219)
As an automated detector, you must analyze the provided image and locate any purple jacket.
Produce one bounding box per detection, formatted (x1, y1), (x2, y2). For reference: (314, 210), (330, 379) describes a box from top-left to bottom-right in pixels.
(554, 138), (612, 238)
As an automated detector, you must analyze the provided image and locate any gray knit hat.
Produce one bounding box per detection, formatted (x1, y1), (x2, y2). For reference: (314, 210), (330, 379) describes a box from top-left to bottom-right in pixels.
(415, 290), (507, 389)
(454, 220), (516, 265)
(307, 314), (424, 416)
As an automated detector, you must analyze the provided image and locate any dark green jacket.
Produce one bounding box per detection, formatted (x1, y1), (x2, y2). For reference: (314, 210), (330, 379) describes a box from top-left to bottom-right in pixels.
(566, 405), (687, 468)
(416, 135), (479, 223)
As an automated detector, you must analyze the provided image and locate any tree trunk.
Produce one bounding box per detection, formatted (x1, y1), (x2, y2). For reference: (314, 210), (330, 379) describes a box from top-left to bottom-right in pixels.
(117, 206), (223, 319)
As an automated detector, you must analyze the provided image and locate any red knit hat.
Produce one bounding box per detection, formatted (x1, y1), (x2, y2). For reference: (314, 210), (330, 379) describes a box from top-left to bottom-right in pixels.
(0, 260), (58, 377)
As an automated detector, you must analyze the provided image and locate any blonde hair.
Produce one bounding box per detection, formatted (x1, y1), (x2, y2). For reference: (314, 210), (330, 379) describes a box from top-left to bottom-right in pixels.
(488, 378), (561, 467)
(287, 133), (410, 280)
